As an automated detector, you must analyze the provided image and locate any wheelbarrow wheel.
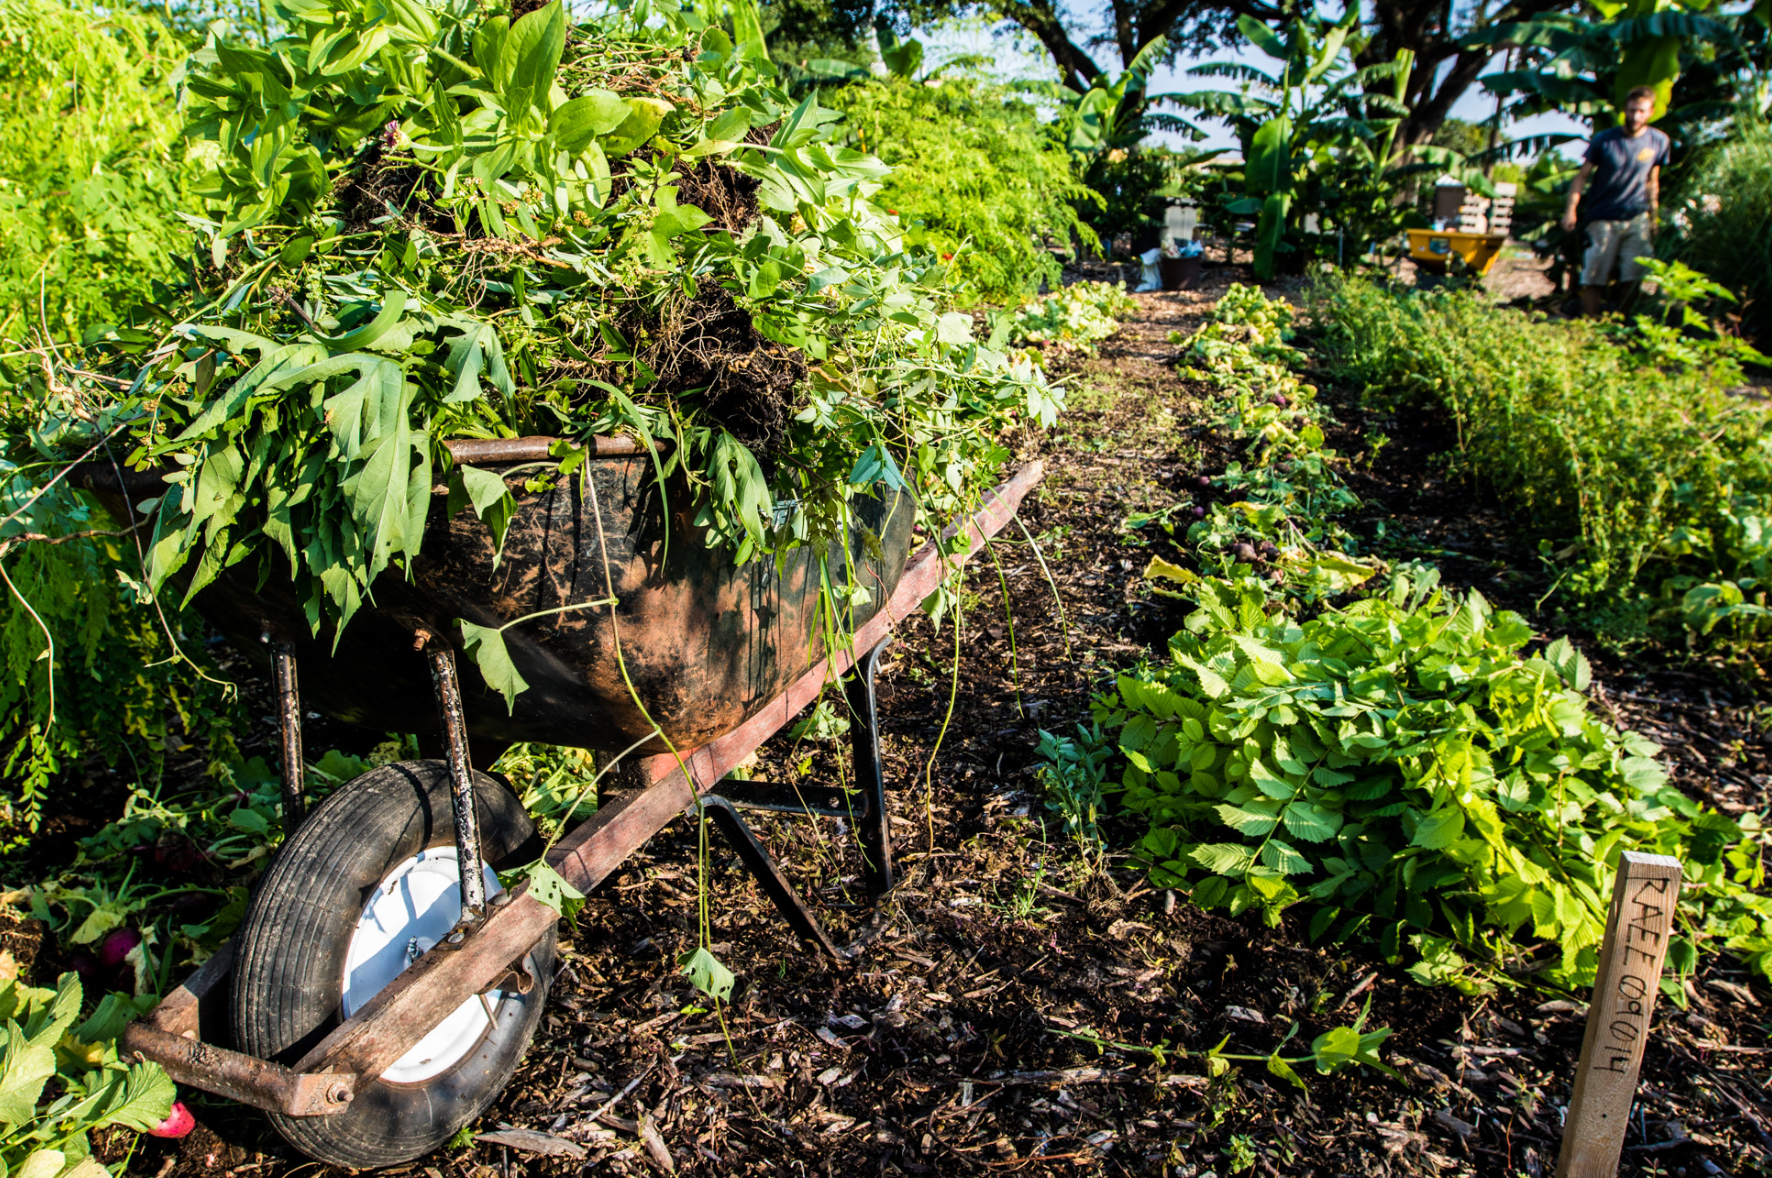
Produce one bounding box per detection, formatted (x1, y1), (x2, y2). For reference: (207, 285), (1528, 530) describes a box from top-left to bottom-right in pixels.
(231, 760), (556, 1169)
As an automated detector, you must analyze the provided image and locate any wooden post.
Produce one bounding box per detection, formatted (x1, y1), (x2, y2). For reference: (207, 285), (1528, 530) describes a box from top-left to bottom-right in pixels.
(1556, 851), (1683, 1178)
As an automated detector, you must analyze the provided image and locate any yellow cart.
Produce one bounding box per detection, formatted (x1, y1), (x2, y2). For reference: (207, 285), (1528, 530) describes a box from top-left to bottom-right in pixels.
(1406, 228), (1507, 276)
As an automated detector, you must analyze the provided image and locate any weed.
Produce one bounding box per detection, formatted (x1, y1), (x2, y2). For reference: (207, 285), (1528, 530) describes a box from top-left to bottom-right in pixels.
(1224, 1134), (1258, 1172)
(1033, 726), (1111, 871)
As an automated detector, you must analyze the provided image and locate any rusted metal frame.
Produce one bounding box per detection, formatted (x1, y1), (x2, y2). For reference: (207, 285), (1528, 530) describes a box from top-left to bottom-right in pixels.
(424, 643), (487, 921)
(845, 638), (893, 899)
(143, 941), (234, 1040)
(712, 780), (862, 818)
(123, 942), (361, 1118)
(441, 435), (665, 465)
(122, 1023), (356, 1117)
(220, 462), (1048, 1095)
(267, 640), (306, 833)
(698, 796), (843, 960)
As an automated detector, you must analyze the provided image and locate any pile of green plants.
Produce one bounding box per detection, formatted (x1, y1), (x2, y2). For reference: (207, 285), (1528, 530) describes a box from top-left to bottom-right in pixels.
(820, 73), (1100, 303)
(1049, 285), (1772, 996)
(1006, 279), (1137, 355)
(0, 0), (191, 340)
(1130, 285), (1379, 602)
(13, 0), (1059, 711)
(1308, 270), (1772, 648)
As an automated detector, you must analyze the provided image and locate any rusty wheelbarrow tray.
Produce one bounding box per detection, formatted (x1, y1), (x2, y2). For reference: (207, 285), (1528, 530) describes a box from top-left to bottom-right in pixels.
(72, 439), (1044, 1152)
(90, 433), (919, 757)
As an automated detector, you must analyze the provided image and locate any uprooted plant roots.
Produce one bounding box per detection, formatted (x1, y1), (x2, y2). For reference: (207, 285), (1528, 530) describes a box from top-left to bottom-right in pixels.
(627, 285), (806, 459)
(335, 143), (439, 234)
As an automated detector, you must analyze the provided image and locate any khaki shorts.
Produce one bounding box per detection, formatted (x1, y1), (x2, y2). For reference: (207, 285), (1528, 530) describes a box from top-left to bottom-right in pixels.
(1582, 213), (1653, 285)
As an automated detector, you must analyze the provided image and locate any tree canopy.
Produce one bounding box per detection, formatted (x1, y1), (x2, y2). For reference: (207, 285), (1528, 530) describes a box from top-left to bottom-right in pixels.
(873, 0), (1710, 153)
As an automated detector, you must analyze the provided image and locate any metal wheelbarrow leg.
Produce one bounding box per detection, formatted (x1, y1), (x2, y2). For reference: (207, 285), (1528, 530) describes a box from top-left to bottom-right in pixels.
(697, 635), (897, 961)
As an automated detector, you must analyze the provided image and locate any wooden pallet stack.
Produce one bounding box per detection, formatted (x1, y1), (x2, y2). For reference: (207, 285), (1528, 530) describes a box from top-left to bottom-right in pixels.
(1456, 182), (1518, 238)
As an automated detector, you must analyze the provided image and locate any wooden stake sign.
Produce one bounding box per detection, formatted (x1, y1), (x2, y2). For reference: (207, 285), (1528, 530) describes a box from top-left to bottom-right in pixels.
(1556, 851), (1683, 1178)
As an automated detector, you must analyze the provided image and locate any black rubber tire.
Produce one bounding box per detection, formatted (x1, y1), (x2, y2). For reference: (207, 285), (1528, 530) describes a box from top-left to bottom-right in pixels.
(231, 760), (556, 1169)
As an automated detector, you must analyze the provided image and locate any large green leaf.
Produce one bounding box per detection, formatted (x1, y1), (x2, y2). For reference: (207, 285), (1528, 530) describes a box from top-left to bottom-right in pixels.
(1216, 802), (1280, 835)
(677, 946), (735, 1002)
(97, 1062), (176, 1132)
(441, 321), (514, 404)
(0, 1026), (57, 1126)
(601, 97), (672, 157)
(1612, 32), (1680, 117)
(317, 290), (409, 353)
(460, 619), (529, 713)
(518, 862), (585, 923)
(1412, 805), (1466, 850)
(1190, 842), (1255, 875)
(472, 14), (509, 84)
(1253, 190), (1291, 280)
(729, 0), (770, 63)
(498, 2), (566, 127)
(1282, 800), (1341, 842)
(549, 90), (630, 154)
(456, 465), (516, 553)
(22, 974), (81, 1050)
(1237, 15), (1288, 62)
(1245, 116), (1292, 196)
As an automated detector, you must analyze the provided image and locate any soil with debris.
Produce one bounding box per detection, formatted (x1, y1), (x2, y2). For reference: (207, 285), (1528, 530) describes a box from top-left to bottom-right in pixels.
(36, 266), (1772, 1178)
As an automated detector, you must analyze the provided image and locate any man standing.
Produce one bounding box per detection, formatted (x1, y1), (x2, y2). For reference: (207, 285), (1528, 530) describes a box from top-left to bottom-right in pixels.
(1559, 86), (1671, 317)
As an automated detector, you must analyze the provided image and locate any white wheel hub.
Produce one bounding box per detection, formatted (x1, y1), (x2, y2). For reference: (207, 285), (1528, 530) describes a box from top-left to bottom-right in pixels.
(341, 847), (505, 1084)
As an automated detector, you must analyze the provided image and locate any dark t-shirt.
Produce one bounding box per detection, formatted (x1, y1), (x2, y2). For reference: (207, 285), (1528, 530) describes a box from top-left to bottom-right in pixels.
(1581, 126), (1671, 221)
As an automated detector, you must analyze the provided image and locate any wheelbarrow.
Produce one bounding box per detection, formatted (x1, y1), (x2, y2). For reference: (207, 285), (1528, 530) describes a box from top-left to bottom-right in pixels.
(1405, 228), (1506, 279)
(71, 436), (1043, 1168)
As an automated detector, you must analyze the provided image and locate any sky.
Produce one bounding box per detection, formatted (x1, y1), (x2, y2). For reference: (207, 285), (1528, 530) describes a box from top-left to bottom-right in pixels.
(914, 16), (1594, 160)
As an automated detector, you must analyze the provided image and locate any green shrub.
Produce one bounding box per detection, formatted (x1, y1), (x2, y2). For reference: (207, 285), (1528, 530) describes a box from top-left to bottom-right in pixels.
(822, 74), (1099, 302)
(1076, 146), (1212, 248)
(1668, 121), (1772, 346)
(1099, 569), (1769, 993)
(0, 0), (190, 341)
(0, 441), (240, 833)
(1308, 274), (1772, 629)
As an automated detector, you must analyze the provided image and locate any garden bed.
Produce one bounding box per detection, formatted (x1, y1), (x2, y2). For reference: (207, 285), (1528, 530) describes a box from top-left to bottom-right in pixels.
(12, 276), (1771, 1178)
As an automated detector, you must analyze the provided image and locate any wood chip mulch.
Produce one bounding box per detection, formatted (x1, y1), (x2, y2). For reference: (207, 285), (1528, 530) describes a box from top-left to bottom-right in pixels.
(78, 269), (1772, 1177)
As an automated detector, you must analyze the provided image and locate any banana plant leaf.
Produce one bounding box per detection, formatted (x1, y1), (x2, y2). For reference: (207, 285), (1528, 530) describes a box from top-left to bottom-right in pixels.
(1246, 115), (1292, 197)
(1254, 191), (1291, 279)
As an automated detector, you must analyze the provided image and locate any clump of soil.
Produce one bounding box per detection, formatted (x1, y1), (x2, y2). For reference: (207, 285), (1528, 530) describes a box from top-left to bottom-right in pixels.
(335, 140), (436, 234)
(673, 157), (761, 235)
(631, 286), (805, 459)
